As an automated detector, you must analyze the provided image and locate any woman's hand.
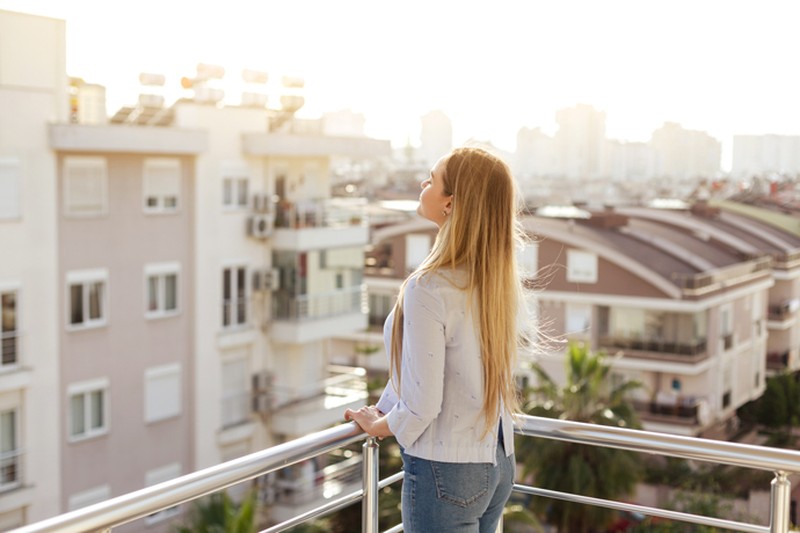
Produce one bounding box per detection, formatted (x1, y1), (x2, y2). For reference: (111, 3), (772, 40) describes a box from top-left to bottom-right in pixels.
(344, 405), (393, 439)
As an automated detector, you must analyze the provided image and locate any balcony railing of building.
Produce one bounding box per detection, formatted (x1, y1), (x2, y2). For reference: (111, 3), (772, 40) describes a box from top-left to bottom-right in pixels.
(597, 335), (708, 361)
(769, 300), (799, 321)
(0, 448), (22, 492)
(767, 350), (790, 370)
(275, 198), (367, 230)
(672, 255), (772, 293)
(13, 414), (800, 533)
(632, 395), (707, 426)
(1, 330), (19, 368)
(254, 365), (367, 414)
(273, 286), (364, 321)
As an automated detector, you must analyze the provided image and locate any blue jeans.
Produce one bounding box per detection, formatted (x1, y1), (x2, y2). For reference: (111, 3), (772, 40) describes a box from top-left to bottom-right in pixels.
(399, 433), (515, 532)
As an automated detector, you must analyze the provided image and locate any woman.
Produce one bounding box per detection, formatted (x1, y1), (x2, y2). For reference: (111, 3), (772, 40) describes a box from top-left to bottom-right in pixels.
(345, 146), (526, 532)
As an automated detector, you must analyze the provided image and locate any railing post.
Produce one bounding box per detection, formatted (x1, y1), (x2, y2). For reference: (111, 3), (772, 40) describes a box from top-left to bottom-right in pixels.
(362, 437), (380, 533)
(769, 471), (791, 533)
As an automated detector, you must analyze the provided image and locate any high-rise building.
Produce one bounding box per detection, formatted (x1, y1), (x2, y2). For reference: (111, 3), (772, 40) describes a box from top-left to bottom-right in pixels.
(732, 134), (800, 180)
(554, 104), (606, 180)
(419, 110), (452, 167)
(650, 122), (721, 181)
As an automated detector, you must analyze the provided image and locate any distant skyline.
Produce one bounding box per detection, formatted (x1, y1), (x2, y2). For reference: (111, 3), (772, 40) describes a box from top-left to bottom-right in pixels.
(2, 0), (799, 170)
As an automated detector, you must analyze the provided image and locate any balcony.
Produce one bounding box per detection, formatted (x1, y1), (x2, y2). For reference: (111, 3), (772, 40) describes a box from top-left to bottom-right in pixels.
(271, 286), (367, 344)
(268, 367), (368, 436)
(597, 336), (709, 364)
(671, 256), (772, 295)
(767, 350), (790, 371)
(767, 299), (798, 329)
(632, 395), (707, 428)
(15, 415), (800, 533)
(272, 199), (369, 252)
(1, 331), (19, 369)
(0, 448), (22, 493)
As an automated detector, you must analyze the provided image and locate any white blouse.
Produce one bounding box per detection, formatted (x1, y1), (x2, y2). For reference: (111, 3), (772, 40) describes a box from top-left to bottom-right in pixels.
(376, 269), (515, 464)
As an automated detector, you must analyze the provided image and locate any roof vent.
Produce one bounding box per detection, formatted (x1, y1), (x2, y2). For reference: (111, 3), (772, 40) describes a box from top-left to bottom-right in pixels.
(690, 200), (720, 219)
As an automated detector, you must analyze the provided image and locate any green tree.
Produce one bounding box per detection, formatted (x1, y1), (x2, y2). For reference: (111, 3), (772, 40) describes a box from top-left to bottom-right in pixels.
(517, 342), (644, 533)
(173, 489), (256, 533)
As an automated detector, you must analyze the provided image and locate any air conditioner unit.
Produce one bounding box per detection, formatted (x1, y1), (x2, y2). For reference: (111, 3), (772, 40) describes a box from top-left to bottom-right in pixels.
(247, 214), (273, 239)
(251, 371), (275, 413)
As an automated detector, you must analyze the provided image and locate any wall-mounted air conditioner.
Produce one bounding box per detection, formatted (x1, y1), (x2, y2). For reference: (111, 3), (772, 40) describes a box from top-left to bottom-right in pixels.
(247, 214), (273, 239)
(252, 268), (281, 292)
(251, 370), (275, 414)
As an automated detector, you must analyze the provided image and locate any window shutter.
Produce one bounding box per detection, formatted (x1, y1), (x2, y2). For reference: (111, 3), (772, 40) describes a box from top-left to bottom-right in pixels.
(64, 157), (107, 215)
(144, 159), (180, 207)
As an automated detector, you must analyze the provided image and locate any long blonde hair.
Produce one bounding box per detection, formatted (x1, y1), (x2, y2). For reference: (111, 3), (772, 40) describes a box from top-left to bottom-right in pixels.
(390, 146), (526, 435)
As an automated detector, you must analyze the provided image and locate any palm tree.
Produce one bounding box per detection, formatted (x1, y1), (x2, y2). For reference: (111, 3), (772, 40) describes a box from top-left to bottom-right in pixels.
(173, 489), (256, 533)
(517, 342), (644, 533)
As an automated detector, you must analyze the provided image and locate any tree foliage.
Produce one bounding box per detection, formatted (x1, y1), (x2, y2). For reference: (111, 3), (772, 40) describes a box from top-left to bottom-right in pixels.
(517, 342), (644, 532)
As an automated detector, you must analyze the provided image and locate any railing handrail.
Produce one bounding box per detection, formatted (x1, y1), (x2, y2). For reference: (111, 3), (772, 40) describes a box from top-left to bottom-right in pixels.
(12, 414), (800, 533)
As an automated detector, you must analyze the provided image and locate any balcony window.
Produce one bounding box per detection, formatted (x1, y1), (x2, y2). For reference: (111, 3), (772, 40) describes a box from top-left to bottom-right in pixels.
(0, 409), (19, 490)
(143, 158), (181, 213)
(1, 291), (18, 367)
(720, 304), (734, 351)
(69, 378), (109, 441)
(67, 269), (107, 329)
(222, 266), (247, 328)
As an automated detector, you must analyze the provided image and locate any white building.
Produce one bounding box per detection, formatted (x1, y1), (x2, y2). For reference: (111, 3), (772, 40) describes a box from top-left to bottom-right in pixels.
(554, 104), (606, 180)
(419, 110), (453, 167)
(732, 134), (800, 181)
(0, 9), (64, 529)
(650, 122), (721, 181)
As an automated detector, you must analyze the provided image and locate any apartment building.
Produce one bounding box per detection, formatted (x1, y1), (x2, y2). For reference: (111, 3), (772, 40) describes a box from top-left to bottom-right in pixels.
(351, 199), (800, 439)
(1, 8), (391, 529)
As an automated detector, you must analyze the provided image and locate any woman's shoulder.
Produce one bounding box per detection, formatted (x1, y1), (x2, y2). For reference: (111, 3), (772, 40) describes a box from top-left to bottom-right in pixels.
(407, 268), (467, 295)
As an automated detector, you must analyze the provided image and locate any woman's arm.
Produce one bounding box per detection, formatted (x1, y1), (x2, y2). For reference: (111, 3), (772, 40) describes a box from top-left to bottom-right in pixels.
(344, 405), (392, 439)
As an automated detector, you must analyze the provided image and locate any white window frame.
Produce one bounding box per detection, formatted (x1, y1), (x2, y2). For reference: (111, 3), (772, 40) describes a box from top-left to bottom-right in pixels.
(66, 269), (108, 330)
(144, 363), (182, 424)
(68, 484), (111, 511)
(144, 462), (182, 524)
(567, 249), (598, 284)
(0, 408), (20, 490)
(144, 262), (180, 319)
(143, 158), (181, 214)
(0, 284), (21, 369)
(221, 161), (250, 210)
(68, 378), (110, 442)
(0, 157), (21, 220)
(518, 243), (539, 279)
(222, 264), (249, 329)
(63, 156), (108, 217)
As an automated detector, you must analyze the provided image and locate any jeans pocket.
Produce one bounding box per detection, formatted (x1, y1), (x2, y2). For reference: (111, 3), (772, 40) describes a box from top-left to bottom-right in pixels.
(430, 461), (490, 508)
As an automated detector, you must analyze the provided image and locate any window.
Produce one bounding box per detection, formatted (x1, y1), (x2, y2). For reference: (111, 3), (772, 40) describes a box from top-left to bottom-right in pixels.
(145, 262), (179, 318)
(68, 378), (109, 440)
(144, 463), (182, 524)
(222, 171), (249, 209)
(405, 234), (431, 272)
(1, 291), (19, 367)
(63, 157), (107, 216)
(720, 303), (733, 350)
(144, 364), (182, 423)
(143, 158), (181, 213)
(567, 249), (598, 284)
(566, 302), (592, 337)
(67, 269), (108, 329)
(221, 358), (249, 428)
(222, 266), (247, 328)
(518, 243), (539, 278)
(369, 293), (395, 327)
(0, 409), (19, 490)
(68, 485), (111, 511)
(0, 157), (21, 219)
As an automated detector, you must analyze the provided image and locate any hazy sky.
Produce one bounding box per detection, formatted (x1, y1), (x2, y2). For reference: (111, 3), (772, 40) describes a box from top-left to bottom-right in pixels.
(1, 0), (798, 168)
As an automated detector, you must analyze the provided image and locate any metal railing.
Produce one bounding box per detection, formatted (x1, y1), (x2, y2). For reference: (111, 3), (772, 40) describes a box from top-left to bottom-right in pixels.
(272, 286), (365, 321)
(11, 414), (800, 533)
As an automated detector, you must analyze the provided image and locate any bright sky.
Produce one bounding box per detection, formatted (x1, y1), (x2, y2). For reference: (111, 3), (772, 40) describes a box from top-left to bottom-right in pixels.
(2, 0), (798, 169)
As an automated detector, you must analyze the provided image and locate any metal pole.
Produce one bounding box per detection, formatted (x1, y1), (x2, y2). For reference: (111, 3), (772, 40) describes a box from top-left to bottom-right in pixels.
(362, 437), (380, 533)
(769, 471), (791, 533)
